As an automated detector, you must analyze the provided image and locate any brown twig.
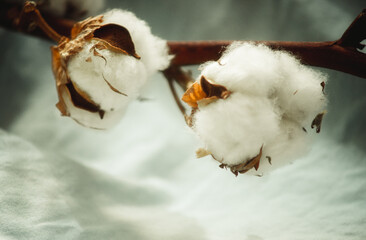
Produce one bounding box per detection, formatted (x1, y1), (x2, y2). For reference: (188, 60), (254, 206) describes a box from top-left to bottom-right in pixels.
(1, 2), (73, 40)
(163, 65), (195, 116)
(168, 40), (366, 79)
(15, 1), (62, 42)
(0, 2), (365, 79)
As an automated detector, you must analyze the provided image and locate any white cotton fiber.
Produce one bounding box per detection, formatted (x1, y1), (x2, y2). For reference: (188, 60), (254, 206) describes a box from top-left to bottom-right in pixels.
(193, 42), (327, 174)
(194, 93), (280, 165)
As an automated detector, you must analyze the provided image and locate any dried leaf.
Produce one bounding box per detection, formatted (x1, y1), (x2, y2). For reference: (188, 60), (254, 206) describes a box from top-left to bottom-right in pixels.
(92, 48), (107, 65)
(71, 15), (103, 39)
(197, 96), (219, 106)
(196, 148), (211, 158)
(55, 86), (68, 116)
(200, 76), (231, 100)
(266, 156), (272, 165)
(321, 81), (326, 94)
(293, 90), (298, 95)
(181, 82), (206, 108)
(184, 108), (197, 127)
(311, 111), (326, 133)
(219, 163), (227, 169)
(230, 145), (263, 176)
(92, 24), (140, 59)
(93, 42), (108, 51)
(51, 46), (68, 85)
(102, 74), (127, 96)
(182, 76), (231, 108)
(65, 82), (105, 119)
(52, 46), (69, 116)
(85, 57), (92, 62)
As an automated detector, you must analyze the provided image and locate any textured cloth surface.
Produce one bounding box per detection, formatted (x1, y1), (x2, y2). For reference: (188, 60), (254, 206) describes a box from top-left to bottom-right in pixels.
(1, 1), (366, 239)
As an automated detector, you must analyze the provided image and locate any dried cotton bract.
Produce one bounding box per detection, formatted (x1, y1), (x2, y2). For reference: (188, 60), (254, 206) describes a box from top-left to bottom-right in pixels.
(182, 43), (327, 176)
(52, 9), (171, 129)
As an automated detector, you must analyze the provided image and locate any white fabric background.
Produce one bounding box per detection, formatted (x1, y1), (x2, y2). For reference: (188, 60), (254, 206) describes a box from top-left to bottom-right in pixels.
(1, 0), (366, 239)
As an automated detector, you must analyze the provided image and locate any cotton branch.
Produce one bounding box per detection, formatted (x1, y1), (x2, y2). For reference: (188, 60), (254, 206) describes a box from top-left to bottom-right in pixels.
(0, 2), (365, 79)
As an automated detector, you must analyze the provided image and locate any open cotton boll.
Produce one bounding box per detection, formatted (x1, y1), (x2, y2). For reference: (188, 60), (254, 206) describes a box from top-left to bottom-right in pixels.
(52, 9), (171, 129)
(183, 42), (327, 176)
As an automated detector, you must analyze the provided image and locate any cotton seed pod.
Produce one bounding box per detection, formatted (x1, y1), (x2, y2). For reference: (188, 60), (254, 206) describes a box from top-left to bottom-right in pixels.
(182, 43), (328, 176)
(52, 9), (171, 129)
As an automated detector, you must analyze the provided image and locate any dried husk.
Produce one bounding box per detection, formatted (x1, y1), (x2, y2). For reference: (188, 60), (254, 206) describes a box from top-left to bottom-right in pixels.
(218, 146), (263, 176)
(182, 76), (266, 176)
(311, 111), (326, 133)
(181, 76), (231, 108)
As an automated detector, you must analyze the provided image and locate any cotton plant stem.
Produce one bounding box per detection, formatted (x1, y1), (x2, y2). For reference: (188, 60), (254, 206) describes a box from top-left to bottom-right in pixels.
(163, 65), (195, 116)
(0, 2), (365, 78)
(168, 40), (366, 78)
(13, 1), (63, 42)
(0, 2), (74, 40)
(166, 77), (186, 116)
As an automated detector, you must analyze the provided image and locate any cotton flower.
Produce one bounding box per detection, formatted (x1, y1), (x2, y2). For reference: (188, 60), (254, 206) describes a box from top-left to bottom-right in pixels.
(52, 9), (171, 129)
(182, 42), (327, 176)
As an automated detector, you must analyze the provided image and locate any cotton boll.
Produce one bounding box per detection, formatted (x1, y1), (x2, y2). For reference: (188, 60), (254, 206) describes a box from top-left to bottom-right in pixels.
(67, 40), (147, 111)
(102, 9), (172, 74)
(193, 93), (280, 166)
(186, 42), (327, 175)
(52, 9), (171, 129)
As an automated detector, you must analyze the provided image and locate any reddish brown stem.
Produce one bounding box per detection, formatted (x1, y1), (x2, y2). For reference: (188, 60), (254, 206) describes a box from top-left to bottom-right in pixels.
(163, 65), (195, 116)
(168, 40), (366, 79)
(16, 1), (62, 42)
(0, 2), (365, 79)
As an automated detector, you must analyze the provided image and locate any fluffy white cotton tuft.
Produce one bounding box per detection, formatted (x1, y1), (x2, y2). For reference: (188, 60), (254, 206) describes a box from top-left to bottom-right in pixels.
(194, 93), (280, 165)
(193, 42), (327, 174)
